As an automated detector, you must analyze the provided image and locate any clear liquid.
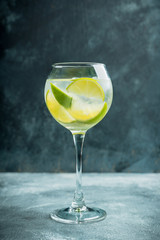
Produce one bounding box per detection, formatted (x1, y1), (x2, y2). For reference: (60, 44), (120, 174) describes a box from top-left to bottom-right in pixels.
(44, 78), (111, 133)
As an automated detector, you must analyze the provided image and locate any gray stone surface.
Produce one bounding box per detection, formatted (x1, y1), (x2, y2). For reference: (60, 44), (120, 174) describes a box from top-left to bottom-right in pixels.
(0, 0), (160, 172)
(0, 173), (160, 240)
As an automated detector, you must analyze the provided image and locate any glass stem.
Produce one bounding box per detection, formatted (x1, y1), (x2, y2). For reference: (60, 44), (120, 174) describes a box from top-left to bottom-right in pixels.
(71, 133), (86, 210)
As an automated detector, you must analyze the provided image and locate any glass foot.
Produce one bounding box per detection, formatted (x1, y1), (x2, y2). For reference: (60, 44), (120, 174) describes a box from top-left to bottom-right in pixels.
(50, 206), (106, 224)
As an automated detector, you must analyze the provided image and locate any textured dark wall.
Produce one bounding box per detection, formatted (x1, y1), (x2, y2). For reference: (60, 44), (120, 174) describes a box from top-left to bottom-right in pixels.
(0, 0), (160, 172)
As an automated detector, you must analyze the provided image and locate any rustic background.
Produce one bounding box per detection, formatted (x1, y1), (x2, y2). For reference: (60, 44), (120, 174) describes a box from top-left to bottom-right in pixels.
(0, 0), (160, 172)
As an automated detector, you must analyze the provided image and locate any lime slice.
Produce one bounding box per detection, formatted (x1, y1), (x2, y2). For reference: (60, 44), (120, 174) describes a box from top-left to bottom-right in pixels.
(69, 100), (106, 121)
(84, 102), (107, 124)
(50, 83), (72, 109)
(67, 78), (107, 121)
(46, 90), (75, 123)
(67, 78), (105, 100)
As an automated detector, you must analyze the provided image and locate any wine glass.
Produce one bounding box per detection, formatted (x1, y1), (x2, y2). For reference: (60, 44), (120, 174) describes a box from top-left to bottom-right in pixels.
(44, 62), (113, 224)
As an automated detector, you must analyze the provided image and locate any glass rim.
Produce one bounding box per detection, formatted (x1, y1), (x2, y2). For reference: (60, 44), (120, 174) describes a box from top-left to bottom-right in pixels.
(52, 62), (105, 68)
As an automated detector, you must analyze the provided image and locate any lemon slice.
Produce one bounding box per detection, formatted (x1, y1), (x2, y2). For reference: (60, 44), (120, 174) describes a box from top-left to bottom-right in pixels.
(67, 78), (107, 122)
(46, 90), (75, 123)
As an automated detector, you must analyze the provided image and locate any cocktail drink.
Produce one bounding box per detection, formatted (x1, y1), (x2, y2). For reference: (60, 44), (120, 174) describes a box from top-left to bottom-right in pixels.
(44, 62), (113, 224)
